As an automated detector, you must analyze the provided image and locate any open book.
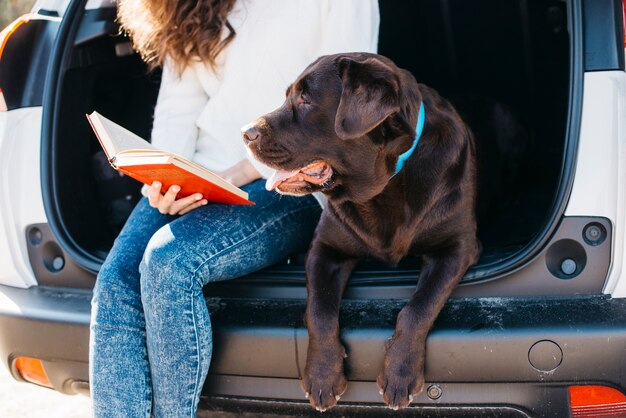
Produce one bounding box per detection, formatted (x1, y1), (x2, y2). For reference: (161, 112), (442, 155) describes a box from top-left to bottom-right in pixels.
(87, 111), (253, 205)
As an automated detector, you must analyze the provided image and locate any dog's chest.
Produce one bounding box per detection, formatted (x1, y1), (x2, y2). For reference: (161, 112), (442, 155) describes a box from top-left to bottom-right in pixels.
(372, 232), (414, 266)
(333, 202), (416, 266)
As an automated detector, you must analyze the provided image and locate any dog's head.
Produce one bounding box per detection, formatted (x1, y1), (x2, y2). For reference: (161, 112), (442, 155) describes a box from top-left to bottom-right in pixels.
(243, 53), (422, 202)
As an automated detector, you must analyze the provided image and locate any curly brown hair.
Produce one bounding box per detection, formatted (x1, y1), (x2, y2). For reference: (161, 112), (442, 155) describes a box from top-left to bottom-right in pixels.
(117, 0), (237, 73)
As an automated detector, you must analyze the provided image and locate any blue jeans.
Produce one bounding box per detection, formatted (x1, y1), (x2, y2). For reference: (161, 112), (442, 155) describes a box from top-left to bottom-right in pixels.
(89, 180), (320, 417)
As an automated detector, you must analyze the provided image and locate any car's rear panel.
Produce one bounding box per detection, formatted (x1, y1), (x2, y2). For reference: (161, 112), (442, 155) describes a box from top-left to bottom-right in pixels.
(0, 8), (62, 290)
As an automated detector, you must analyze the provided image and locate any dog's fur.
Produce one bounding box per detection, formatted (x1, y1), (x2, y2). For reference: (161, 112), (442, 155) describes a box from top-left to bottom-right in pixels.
(244, 53), (481, 411)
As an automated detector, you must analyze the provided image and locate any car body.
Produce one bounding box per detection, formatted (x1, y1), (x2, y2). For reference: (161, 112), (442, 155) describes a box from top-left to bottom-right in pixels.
(1, 0), (626, 416)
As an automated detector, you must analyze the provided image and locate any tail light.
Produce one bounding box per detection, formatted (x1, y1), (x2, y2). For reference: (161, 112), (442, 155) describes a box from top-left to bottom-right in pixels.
(569, 385), (626, 417)
(0, 14), (31, 60)
(14, 356), (52, 388)
(0, 88), (6, 112)
(0, 14), (32, 112)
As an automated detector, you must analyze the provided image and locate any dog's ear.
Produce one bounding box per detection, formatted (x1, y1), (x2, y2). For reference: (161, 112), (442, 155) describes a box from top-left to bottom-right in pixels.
(334, 57), (401, 140)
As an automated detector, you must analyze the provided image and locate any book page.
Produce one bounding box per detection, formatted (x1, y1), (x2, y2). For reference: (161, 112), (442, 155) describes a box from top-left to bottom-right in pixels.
(88, 111), (156, 158)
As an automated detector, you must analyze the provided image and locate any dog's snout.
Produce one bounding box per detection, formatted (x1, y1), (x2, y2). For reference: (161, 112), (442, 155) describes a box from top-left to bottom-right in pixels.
(242, 123), (262, 144)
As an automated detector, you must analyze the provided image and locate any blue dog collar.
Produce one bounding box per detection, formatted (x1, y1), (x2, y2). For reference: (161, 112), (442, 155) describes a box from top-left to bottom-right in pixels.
(392, 102), (425, 177)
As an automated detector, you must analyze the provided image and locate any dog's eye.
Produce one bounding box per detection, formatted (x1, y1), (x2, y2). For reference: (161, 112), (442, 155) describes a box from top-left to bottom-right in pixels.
(297, 93), (311, 106)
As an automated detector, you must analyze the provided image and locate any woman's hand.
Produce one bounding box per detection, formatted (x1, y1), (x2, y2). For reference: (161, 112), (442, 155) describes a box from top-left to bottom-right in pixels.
(219, 159), (262, 187)
(146, 159), (259, 214)
(147, 182), (208, 215)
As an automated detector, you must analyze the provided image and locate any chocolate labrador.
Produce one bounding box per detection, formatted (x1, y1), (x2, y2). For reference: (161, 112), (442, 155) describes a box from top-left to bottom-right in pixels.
(243, 52), (481, 411)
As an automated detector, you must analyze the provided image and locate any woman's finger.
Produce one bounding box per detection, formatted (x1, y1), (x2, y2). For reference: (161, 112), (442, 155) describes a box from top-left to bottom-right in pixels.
(148, 182), (162, 208)
(169, 193), (203, 215)
(177, 199), (208, 215)
(158, 185), (180, 214)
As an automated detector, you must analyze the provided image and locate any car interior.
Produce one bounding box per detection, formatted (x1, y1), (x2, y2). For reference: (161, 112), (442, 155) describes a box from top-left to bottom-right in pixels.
(48, 0), (570, 285)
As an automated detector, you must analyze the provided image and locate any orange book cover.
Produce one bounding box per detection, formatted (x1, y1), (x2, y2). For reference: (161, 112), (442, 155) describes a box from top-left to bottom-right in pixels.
(86, 111), (253, 205)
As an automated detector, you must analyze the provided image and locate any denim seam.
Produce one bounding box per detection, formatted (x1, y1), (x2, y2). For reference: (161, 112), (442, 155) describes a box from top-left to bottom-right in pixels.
(190, 289), (201, 418)
(144, 346), (152, 418)
(188, 204), (318, 287)
(92, 323), (147, 334)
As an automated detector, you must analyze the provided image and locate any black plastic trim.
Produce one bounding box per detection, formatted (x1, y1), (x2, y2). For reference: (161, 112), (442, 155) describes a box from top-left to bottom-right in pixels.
(199, 392), (534, 417)
(34, 9), (60, 17)
(582, 0), (625, 71)
(74, 8), (117, 46)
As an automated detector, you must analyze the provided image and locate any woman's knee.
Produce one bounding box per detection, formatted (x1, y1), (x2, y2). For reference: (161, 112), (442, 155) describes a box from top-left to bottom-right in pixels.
(92, 260), (146, 332)
(93, 256), (140, 309)
(95, 232), (148, 299)
(139, 225), (202, 302)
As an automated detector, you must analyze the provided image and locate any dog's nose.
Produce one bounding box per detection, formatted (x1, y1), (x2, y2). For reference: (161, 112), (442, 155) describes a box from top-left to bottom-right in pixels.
(242, 124), (262, 144)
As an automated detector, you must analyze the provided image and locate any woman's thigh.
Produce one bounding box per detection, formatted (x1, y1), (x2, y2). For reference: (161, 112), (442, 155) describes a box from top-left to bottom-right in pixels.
(140, 179), (321, 286)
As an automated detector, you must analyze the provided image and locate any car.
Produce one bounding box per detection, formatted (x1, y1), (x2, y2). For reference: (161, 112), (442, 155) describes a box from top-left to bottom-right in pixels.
(1, 0), (625, 416)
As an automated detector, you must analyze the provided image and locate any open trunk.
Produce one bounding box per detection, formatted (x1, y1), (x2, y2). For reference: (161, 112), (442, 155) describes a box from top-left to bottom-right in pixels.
(42, 0), (578, 297)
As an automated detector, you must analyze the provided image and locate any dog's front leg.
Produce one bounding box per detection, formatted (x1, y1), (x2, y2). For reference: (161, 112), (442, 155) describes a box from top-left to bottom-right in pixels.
(377, 239), (480, 410)
(302, 241), (357, 412)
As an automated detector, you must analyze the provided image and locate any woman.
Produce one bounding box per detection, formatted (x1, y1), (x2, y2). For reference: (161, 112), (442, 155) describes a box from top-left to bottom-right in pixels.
(89, 0), (379, 417)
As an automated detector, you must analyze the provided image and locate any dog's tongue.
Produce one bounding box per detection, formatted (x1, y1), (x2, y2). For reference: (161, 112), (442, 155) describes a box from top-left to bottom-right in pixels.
(266, 169), (300, 191)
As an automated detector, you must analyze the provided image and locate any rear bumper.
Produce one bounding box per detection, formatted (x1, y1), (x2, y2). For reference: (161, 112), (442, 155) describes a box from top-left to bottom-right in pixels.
(0, 284), (91, 394)
(205, 293), (626, 417)
(1, 283), (626, 417)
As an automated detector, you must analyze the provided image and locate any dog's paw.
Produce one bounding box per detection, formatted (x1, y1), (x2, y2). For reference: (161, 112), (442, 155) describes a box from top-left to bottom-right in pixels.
(301, 344), (348, 412)
(376, 337), (425, 410)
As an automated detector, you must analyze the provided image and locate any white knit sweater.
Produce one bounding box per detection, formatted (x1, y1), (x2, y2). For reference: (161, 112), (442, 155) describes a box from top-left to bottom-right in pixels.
(149, 0), (379, 179)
